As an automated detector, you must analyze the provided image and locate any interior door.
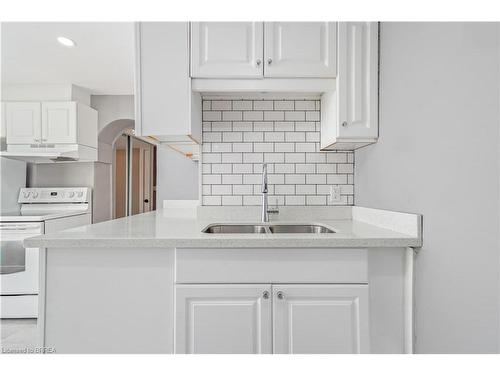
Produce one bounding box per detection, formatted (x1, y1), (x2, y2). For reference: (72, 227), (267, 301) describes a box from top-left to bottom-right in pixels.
(337, 22), (379, 139)
(273, 284), (370, 354)
(41, 102), (77, 144)
(175, 284), (272, 354)
(5, 102), (41, 144)
(264, 22), (337, 78)
(190, 22), (264, 78)
(114, 135), (128, 219)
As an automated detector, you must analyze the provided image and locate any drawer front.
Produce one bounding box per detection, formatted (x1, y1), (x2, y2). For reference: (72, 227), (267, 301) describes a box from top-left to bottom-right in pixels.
(175, 248), (368, 284)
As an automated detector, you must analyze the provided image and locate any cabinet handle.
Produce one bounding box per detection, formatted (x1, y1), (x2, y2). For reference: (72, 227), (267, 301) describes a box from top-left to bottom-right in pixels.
(267, 58), (273, 65)
(33, 138), (40, 142)
(262, 291), (269, 299)
(342, 121), (348, 127)
(256, 59), (262, 66)
(277, 291), (284, 300)
(42, 138), (47, 142)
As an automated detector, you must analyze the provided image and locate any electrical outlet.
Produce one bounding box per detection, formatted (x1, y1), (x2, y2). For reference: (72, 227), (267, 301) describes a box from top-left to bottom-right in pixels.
(329, 185), (342, 203)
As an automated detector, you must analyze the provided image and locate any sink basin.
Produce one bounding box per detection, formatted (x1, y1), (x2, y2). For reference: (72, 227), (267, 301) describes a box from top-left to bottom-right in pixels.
(268, 224), (335, 234)
(202, 223), (335, 234)
(202, 224), (269, 234)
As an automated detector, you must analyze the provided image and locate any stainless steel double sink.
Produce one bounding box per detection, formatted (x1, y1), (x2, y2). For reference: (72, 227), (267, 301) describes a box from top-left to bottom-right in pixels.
(202, 223), (335, 234)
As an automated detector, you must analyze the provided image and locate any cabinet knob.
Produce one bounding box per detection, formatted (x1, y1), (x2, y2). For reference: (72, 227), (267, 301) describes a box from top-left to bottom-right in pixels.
(267, 58), (273, 65)
(342, 121), (348, 127)
(277, 291), (284, 300)
(256, 59), (262, 66)
(262, 291), (270, 299)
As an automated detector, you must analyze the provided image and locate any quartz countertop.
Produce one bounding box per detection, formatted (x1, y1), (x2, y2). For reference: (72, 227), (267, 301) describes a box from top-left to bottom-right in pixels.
(24, 206), (422, 249)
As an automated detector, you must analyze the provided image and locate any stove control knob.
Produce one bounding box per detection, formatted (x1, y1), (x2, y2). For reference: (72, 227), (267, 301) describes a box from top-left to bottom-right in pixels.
(68, 192), (75, 198)
(32, 192), (39, 198)
(77, 191), (84, 198)
(23, 191), (31, 198)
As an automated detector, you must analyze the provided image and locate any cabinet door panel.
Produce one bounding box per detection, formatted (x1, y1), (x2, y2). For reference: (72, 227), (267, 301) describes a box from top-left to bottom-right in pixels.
(273, 284), (370, 354)
(337, 22), (378, 138)
(191, 22), (264, 78)
(41, 102), (77, 144)
(175, 284), (272, 354)
(264, 22), (337, 78)
(137, 22), (192, 137)
(5, 102), (41, 144)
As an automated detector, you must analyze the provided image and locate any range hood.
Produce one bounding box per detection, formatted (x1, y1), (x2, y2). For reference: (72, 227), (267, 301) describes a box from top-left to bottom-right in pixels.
(0, 144), (97, 163)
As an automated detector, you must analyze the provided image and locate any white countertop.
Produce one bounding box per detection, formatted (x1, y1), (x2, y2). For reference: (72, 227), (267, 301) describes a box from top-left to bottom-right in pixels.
(24, 206), (422, 249)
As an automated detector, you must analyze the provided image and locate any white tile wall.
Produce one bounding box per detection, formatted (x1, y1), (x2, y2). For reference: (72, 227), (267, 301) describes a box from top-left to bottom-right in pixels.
(202, 99), (354, 206)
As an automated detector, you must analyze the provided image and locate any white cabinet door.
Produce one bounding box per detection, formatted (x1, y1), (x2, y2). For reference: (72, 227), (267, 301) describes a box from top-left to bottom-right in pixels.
(175, 284), (272, 354)
(337, 22), (379, 139)
(264, 22), (337, 78)
(5, 102), (41, 144)
(273, 284), (370, 354)
(41, 102), (77, 144)
(136, 22), (201, 142)
(191, 22), (264, 78)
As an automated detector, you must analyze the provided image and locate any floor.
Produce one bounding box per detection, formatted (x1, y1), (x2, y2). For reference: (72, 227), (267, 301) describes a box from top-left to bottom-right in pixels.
(1, 319), (38, 354)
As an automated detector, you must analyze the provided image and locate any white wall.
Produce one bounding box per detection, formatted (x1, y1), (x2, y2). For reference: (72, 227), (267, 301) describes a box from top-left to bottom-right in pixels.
(90, 95), (134, 132)
(28, 162), (95, 188)
(355, 22), (500, 353)
(156, 145), (199, 202)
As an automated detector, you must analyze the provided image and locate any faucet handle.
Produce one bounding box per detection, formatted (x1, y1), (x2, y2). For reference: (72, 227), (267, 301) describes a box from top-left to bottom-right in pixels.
(267, 198), (280, 215)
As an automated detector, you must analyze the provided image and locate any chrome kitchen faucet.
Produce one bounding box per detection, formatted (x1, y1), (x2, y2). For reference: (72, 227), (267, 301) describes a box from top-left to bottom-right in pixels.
(261, 163), (279, 222)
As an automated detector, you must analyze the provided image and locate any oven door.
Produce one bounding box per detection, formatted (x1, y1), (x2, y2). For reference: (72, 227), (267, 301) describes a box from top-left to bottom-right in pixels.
(0, 222), (42, 295)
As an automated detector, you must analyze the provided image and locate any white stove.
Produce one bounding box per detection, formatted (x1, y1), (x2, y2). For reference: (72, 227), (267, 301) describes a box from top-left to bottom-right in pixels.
(0, 187), (92, 318)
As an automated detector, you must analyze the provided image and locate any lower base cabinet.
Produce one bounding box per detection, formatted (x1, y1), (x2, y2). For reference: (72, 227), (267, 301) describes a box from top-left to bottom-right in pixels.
(175, 284), (369, 354)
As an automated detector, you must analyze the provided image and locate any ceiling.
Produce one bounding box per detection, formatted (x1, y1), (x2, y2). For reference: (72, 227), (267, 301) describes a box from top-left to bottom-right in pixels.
(1, 22), (135, 95)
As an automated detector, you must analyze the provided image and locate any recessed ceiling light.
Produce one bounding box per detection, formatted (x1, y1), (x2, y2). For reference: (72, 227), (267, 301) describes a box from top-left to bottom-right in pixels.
(57, 36), (76, 47)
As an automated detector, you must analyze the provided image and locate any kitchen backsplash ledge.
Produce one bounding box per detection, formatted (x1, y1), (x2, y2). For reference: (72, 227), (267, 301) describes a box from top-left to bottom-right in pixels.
(201, 99), (354, 206)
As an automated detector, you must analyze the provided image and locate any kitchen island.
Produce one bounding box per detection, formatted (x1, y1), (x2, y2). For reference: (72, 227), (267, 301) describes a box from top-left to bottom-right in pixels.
(26, 206), (422, 354)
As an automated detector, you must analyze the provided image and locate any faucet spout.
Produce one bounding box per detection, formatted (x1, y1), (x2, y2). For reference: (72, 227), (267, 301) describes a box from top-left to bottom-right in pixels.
(261, 163), (269, 222)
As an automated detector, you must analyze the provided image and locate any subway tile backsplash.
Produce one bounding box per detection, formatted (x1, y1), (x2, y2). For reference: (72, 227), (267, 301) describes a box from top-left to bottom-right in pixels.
(201, 99), (354, 206)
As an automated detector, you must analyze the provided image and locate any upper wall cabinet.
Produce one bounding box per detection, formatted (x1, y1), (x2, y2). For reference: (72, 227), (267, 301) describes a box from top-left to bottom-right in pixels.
(5, 102), (41, 144)
(264, 22), (337, 78)
(321, 22), (379, 150)
(42, 102), (77, 144)
(190, 22), (337, 79)
(190, 22), (263, 78)
(135, 22), (202, 148)
(5, 101), (96, 148)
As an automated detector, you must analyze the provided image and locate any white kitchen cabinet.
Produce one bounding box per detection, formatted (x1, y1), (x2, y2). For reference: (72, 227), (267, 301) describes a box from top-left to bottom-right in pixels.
(175, 284), (272, 354)
(321, 22), (379, 150)
(273, 284), (370, 354)
(190, 22), (264, 78)
(264, 22), (337, 78)
(5, 101), (97, 148)
(5, 102), (41, 144)
(175, 283), (369, 354)
(41, 102), (77, 144)
(135, 22), (201, 145)
(190, 22), (336, 79)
